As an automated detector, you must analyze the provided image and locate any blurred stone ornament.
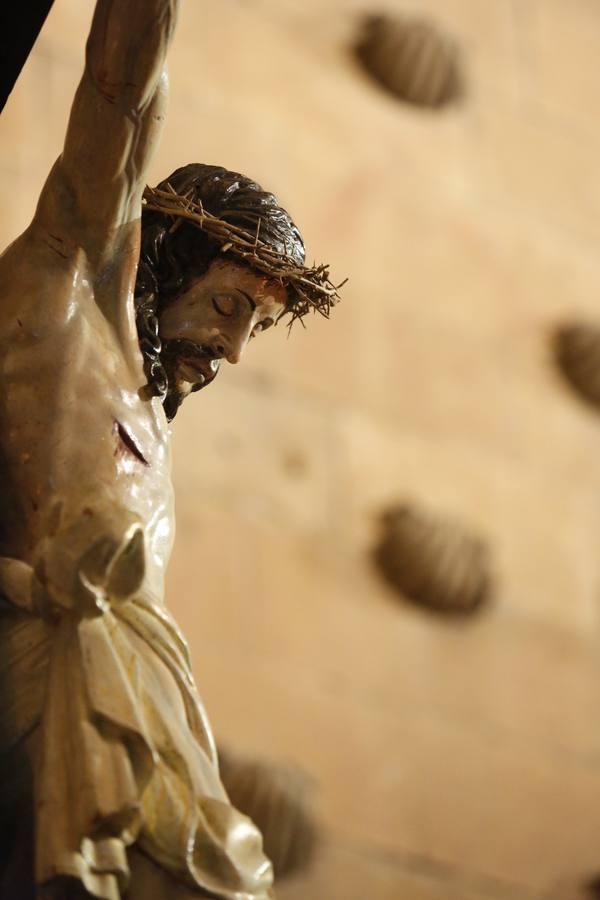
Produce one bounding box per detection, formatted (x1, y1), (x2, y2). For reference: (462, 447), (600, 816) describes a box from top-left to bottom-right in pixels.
(219, 750), (317, 879)
(553, 321), (600, 410)
(543, 874), (600, 899)
(354, 13), (462, 108)
(374, 503), (491, 614)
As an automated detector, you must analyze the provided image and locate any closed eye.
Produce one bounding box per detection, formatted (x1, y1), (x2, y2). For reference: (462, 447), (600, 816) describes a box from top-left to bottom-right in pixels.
(212, 295), (236, 317)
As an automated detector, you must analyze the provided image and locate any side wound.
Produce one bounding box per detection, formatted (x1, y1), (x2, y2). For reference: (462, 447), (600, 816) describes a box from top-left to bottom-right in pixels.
(113, 419), (149, 466)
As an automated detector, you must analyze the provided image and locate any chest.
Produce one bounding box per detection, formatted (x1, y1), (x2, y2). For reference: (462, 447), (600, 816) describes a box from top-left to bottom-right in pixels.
(0, 266), (170, 480)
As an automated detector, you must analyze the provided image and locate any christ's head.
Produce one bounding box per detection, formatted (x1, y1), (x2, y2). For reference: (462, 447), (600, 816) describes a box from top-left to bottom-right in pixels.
(158, 258), (288, 395)
(135, 164), (306, 420)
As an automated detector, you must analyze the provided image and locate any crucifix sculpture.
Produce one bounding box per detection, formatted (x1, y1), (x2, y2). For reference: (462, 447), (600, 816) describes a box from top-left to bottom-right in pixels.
(0, 2), (339, 898)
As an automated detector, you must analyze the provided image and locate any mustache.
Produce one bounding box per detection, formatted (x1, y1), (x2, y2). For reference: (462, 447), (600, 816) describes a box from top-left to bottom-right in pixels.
(161, 337), (211, 362)
(160, 338), (221, 390)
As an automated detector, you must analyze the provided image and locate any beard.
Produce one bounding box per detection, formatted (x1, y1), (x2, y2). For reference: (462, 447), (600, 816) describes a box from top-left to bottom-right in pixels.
(160, 338), (221, 421)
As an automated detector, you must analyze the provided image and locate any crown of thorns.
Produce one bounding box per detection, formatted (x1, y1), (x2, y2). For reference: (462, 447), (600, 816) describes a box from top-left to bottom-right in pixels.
(142, 184), (345, 327)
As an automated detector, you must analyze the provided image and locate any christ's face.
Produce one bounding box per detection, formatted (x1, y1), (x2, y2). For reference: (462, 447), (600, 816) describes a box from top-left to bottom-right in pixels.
(158, 258), (287, 394)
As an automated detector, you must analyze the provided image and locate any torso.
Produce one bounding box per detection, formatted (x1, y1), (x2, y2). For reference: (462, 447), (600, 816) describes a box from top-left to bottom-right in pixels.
(0, 219), (174, 598)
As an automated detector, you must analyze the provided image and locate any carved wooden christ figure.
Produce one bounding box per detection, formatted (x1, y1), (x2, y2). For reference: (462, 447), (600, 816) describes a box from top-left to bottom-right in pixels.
(0, 2), (338, 898)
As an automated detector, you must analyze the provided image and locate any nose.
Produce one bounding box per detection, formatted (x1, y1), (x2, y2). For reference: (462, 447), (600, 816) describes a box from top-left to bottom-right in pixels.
(226, 344), (243, 364)
(211, 339), (227, 358)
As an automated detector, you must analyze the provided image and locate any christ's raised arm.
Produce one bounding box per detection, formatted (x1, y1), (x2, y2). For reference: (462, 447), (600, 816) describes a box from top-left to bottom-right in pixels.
(35, 0), (179, 251)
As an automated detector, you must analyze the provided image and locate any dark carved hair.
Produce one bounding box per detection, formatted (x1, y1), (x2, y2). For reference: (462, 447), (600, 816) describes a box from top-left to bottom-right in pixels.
(135, 164), (306, 420)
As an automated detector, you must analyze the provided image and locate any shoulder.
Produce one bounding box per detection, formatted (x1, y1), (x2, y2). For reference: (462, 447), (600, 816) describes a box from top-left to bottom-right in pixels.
(0, 232), (89, 349)
(0, 171), (142, 356)
(0, 212), (88, 298)
(0, 160), (93, 293)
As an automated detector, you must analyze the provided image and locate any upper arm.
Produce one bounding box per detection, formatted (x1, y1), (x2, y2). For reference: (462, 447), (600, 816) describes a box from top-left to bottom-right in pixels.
(35, 0), (178, 248)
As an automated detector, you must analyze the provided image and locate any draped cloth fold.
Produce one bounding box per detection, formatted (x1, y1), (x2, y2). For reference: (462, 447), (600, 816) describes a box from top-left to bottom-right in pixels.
(0, 557), (274, 900)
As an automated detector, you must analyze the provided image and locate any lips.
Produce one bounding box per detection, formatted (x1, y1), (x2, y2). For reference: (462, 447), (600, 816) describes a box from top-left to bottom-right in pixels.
(178, 355), (220, 386)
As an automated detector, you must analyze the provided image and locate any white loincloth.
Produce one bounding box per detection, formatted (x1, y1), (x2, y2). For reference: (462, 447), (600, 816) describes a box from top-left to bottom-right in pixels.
(0, 556), (274, 900)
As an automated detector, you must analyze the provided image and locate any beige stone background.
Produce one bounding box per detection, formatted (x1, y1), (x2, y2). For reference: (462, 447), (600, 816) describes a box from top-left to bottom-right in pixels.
(2, 1), (600, 898)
